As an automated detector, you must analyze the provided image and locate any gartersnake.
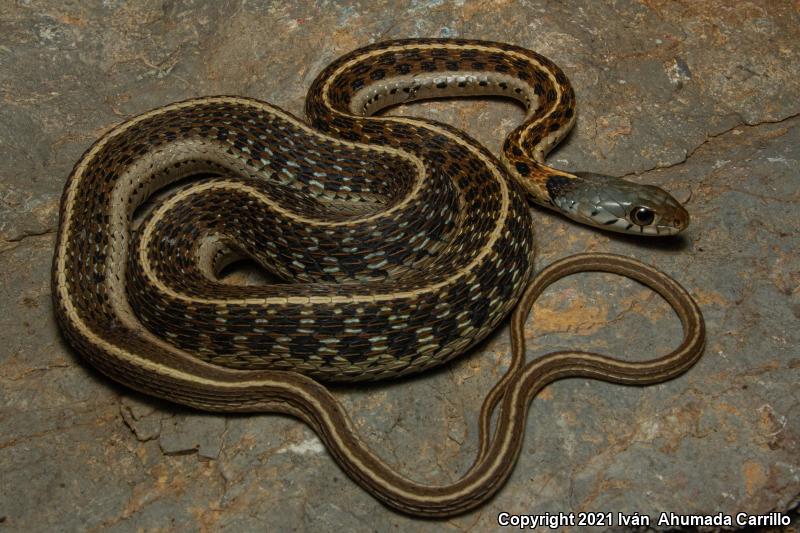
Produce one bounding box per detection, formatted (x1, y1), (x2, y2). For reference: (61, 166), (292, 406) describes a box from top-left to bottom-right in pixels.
(52, 39), (705, 516)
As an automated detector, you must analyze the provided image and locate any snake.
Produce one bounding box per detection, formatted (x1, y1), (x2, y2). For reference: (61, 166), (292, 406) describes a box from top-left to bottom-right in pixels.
(52, 38), (705, 516)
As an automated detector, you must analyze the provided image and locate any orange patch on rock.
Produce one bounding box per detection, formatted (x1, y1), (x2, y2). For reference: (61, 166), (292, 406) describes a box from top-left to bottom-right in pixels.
(537, 387), (554, 401)
(57, 15), (87, 27)
(742, 460), (767, 497)
(526, 292), (611, 338)
(691, 288), (728, 307)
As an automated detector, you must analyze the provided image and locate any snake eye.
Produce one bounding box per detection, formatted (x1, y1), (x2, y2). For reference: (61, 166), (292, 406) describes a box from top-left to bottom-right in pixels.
(631, 206), (655, 226)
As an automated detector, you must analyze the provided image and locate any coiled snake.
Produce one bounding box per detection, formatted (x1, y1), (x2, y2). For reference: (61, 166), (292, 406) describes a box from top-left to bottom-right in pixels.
(52, 39), (705, 516)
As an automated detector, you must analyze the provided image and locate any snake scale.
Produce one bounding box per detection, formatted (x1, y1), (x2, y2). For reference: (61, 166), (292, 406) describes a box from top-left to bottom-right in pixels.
(52, 39), (705, 516)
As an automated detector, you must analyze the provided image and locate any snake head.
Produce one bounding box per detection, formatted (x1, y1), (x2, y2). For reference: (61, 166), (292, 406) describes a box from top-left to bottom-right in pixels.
(552, 172), (690, 236)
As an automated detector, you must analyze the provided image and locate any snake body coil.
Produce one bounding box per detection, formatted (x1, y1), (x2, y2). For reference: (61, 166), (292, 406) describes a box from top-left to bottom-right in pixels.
(52, 39), (704, 516)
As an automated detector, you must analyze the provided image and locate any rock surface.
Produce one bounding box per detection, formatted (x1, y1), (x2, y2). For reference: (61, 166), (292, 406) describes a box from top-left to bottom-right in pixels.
(1, 1), (798, 531)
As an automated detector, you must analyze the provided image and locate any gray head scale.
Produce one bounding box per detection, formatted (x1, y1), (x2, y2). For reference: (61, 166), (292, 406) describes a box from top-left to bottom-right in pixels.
(552, 172), (690, 236)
